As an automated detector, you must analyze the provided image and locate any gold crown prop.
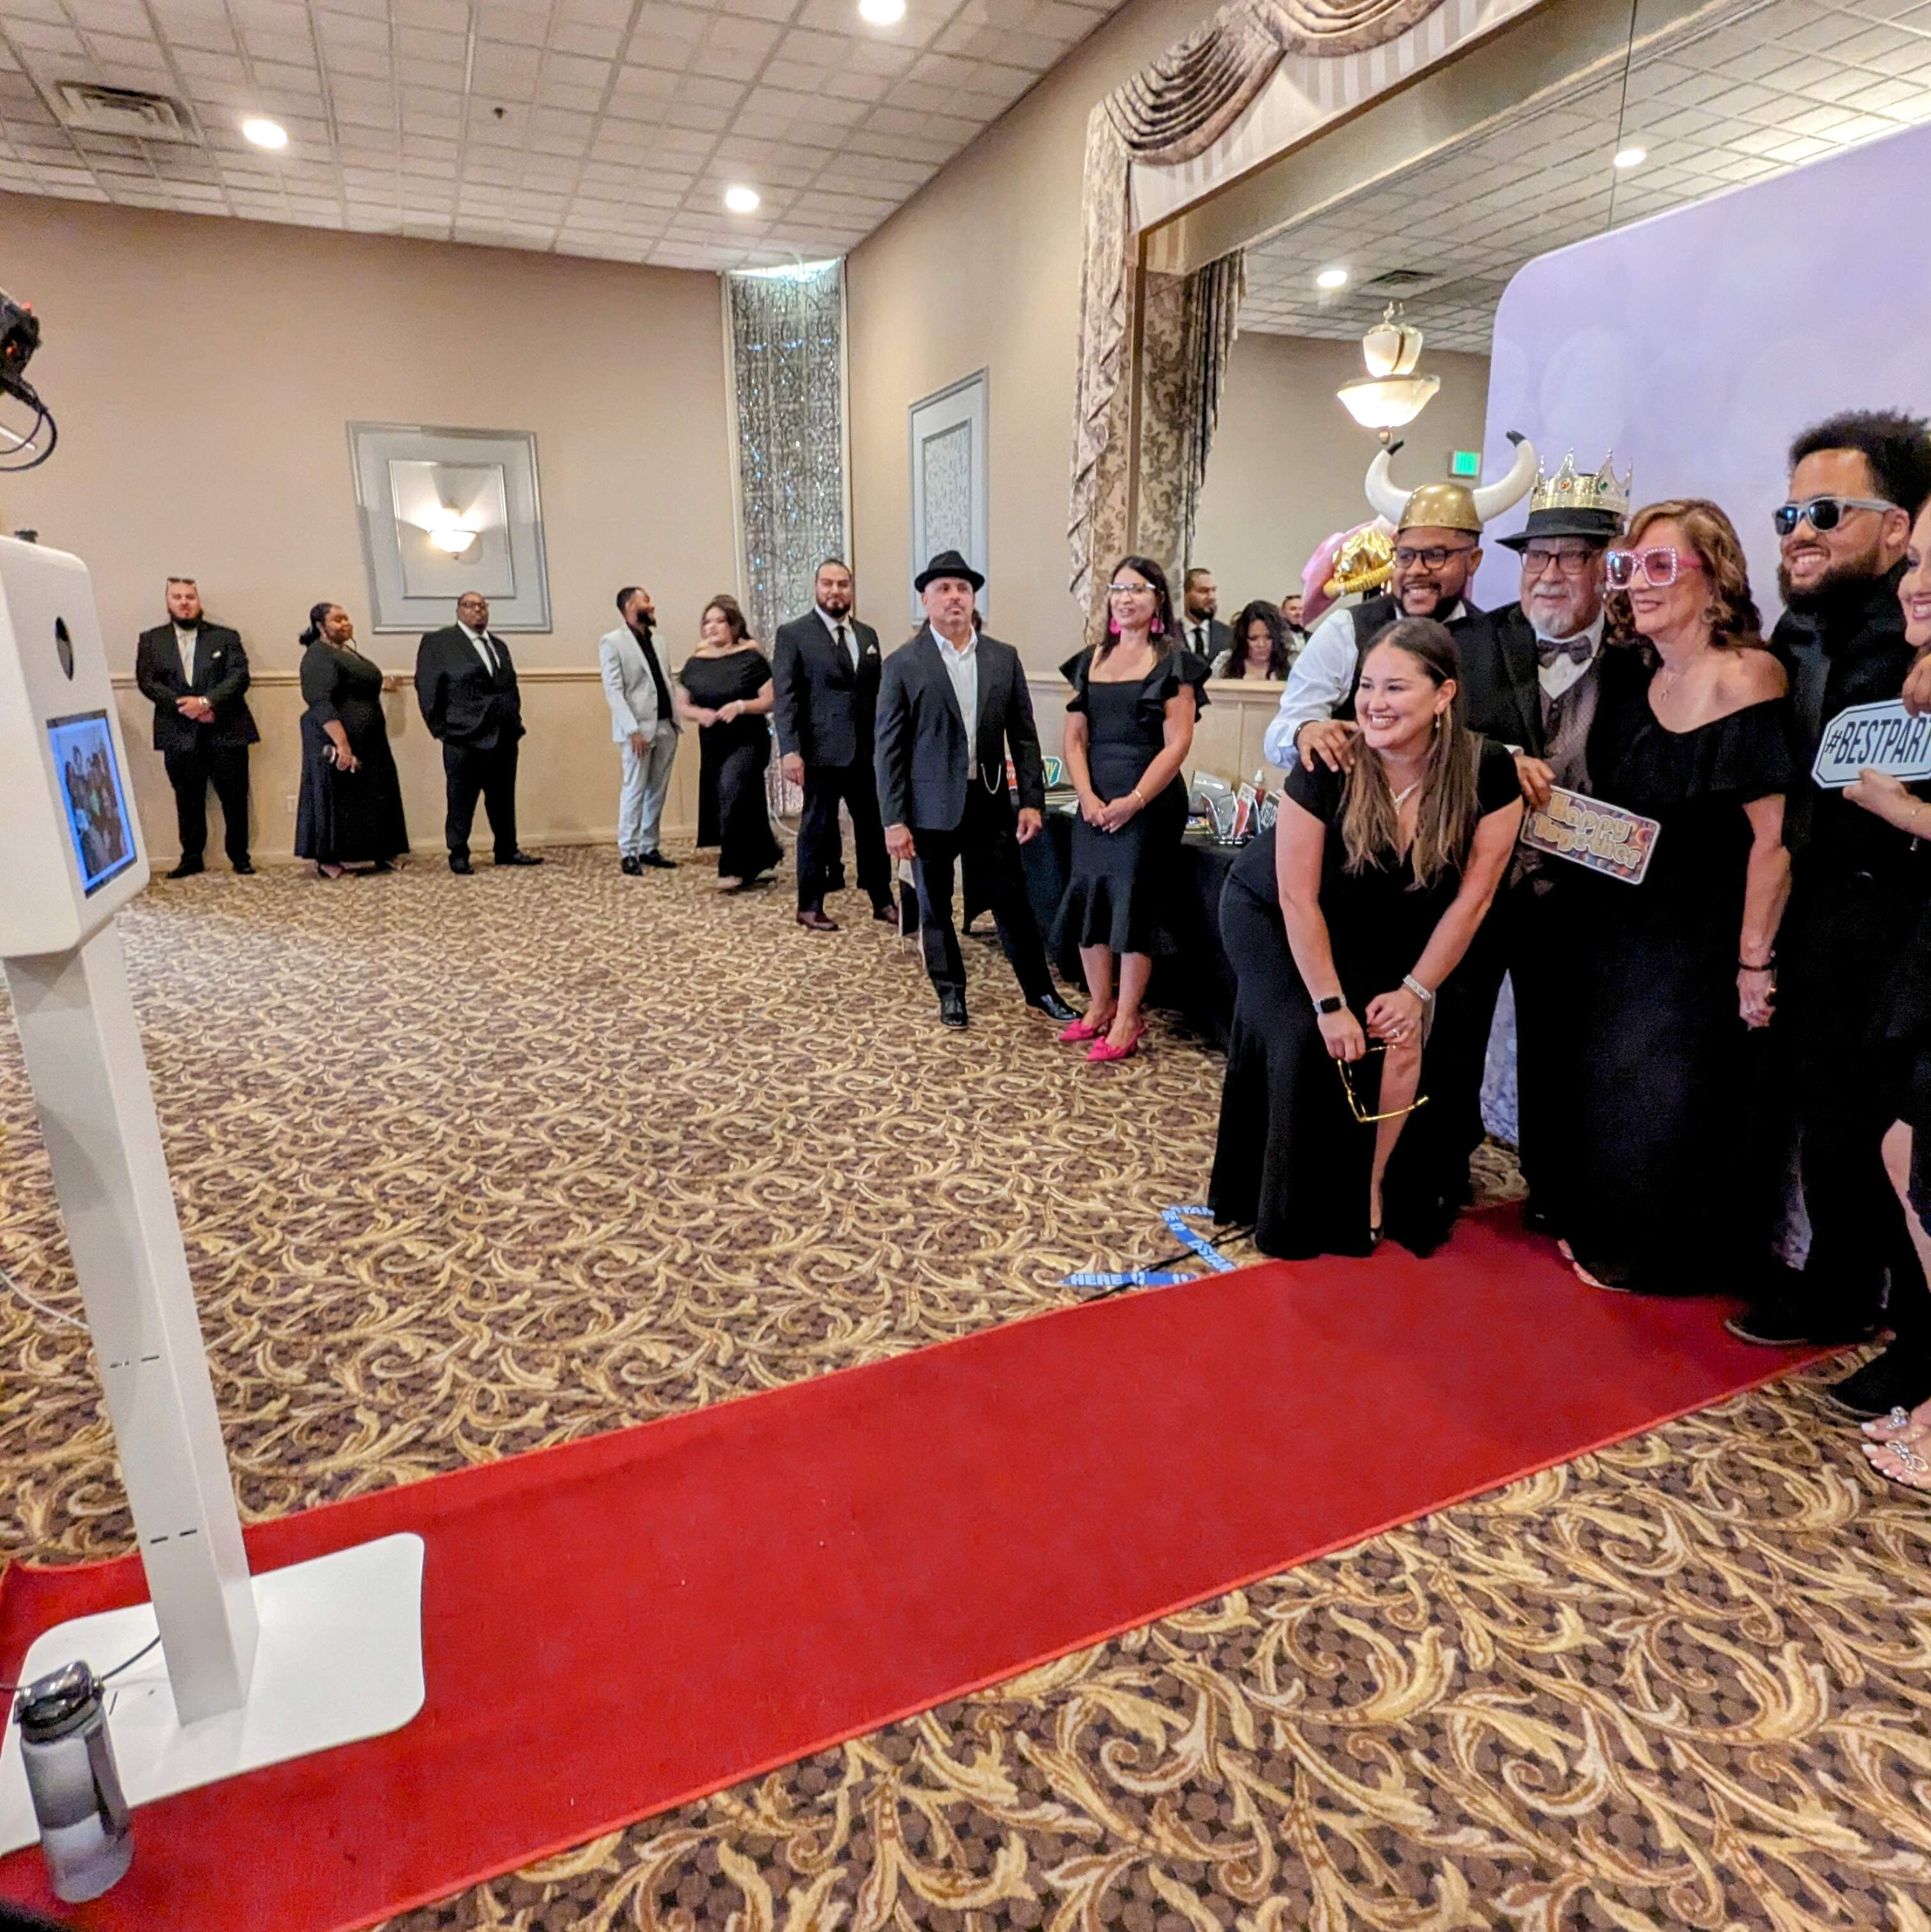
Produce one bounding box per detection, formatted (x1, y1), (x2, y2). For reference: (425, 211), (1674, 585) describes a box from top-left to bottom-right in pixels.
(1530, 450), (1633, 521)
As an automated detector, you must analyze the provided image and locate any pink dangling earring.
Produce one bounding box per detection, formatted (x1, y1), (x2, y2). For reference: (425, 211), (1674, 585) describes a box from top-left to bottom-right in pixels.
(1150, 617), (1164, 636)
(1107, 616), (1121, 635)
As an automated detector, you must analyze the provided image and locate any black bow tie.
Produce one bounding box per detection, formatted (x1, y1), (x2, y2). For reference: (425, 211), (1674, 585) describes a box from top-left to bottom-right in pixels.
(1534, 634), (1595, 667)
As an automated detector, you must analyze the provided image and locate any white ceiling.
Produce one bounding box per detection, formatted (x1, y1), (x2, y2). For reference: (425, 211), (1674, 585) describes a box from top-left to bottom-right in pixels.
(0, 0), (1123, 266)
(1241, 0), (1931, 353)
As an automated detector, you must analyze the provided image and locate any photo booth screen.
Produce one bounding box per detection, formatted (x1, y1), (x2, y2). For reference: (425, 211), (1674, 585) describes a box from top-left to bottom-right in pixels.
(47, 710), (137, 895)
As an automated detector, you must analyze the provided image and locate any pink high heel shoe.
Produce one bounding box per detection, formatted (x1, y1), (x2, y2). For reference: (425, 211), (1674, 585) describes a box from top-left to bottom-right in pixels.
(1058, 1013), (1109, 1044)
(1087, 1026), (1144, 1063)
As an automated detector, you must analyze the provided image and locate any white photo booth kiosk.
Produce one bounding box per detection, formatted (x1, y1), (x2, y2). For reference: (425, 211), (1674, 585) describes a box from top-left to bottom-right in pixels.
(0, 536), (424, 1873)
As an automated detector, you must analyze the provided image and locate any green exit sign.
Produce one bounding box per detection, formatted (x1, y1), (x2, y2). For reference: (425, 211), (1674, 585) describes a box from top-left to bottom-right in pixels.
(1449, 449), (1482, 478)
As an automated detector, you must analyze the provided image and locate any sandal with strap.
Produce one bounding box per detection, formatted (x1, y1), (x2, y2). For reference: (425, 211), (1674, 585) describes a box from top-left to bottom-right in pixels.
(1864, 1435), (1931, 1491)
(1862, 1404), (1930, 1443)
(1059, 1013), (1110, 1044)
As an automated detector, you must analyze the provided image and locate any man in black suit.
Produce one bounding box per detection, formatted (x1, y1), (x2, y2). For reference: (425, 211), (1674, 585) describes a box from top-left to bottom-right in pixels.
(1180, 568), (1231, 664)
(773, 558), (893, 933)
(875, 551), (1079, 1030)
(133, 576), (258, 878)
(414, 589), (542, 874)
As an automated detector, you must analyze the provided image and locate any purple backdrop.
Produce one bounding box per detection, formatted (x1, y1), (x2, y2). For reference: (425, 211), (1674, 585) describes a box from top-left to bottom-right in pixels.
(1474, 116), (1931, 619)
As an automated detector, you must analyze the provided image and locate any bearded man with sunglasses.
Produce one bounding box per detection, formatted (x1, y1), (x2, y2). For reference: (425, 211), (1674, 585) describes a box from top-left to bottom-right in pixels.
(1726, 409), (1931, 1420)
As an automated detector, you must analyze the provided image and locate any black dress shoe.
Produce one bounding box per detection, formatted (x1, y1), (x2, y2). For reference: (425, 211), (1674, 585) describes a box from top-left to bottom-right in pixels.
(167, 858), (205, 879)
(939, 992), (969, 1029)
(798, 908), (839, 932)
(637, 850), (678, 869)
(1826, 1343), (1931, 1419)
(449, 855), (474, 875)
(1030, 991), (1079, 1024)
(231, 858), (255, 876)
(1725, 1297), (1878, 1348)
(496, 849), (544, 867)
(620, 855), (644, 876)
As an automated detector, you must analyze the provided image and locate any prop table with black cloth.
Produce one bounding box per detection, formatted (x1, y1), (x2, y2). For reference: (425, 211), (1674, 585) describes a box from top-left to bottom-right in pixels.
(959, 797), (1239, 1045)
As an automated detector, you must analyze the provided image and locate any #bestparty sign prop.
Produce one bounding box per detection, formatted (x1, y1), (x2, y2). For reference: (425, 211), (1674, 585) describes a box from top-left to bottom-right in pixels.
(1519, 787), (1660, 886)
(1810, 699), (1931, 790)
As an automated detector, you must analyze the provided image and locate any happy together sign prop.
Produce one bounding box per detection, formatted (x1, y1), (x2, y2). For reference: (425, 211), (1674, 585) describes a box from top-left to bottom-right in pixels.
(1519, 787), (1660, 885)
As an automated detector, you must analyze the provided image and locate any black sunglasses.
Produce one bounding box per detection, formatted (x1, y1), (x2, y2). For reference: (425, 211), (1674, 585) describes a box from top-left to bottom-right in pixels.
(1772, 496), (1897, 536)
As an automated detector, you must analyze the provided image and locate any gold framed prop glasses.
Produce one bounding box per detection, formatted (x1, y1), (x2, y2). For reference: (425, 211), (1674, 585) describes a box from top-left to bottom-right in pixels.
(1335, 1044), (1431, 1126)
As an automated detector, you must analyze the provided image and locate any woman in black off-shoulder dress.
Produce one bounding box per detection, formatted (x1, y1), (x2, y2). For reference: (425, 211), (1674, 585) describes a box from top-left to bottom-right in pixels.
(674, 594), (783, 890)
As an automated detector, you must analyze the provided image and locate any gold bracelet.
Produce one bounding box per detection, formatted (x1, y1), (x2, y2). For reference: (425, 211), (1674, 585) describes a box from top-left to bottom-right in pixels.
(1131, 787), (1147, 808)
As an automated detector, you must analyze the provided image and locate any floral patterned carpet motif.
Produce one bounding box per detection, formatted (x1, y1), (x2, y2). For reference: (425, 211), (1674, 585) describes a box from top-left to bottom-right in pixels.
(0, 848), (1923, 1931)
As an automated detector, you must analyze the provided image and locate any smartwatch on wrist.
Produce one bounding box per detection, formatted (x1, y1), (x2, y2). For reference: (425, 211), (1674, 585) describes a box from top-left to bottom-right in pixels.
(1315, 995), (1347, 1015)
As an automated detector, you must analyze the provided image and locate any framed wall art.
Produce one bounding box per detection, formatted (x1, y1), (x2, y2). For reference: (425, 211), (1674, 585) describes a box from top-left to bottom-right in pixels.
(907, 371), (988, 623)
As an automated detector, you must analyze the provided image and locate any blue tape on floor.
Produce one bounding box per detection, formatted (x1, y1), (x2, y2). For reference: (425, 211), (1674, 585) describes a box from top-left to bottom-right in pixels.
(1063, 1205), (1237, 1291)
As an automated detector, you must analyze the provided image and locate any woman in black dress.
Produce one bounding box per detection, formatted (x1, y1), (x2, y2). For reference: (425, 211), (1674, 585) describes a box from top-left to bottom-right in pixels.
(674, 594), (782, 891)
(1209, 619), (1523, 1258)
(294, 602), (409, 879)
(1561, 501), (1795, 1293)
(1211, 600), (1295, 680)
(1056, 556), (1208, 1062)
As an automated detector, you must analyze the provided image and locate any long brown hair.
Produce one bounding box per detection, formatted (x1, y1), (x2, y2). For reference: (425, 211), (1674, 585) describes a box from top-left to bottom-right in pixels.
(701, 593), (751, 644)
(1338, 618), (1483, 890)
(1609, 498), (1766, 659)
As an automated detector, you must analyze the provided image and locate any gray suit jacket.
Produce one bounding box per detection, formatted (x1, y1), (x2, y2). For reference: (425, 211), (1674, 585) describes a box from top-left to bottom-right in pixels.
(598, 625), (676, 742)
(874, 626), (1045, 833)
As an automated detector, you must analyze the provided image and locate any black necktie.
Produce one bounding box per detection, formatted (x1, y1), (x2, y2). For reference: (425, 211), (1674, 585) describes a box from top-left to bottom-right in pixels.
(474, 630), (498, 678)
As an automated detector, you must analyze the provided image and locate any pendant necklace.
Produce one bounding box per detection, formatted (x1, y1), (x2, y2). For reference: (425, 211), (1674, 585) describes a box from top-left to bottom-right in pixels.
(1391, 780), (1420, 809)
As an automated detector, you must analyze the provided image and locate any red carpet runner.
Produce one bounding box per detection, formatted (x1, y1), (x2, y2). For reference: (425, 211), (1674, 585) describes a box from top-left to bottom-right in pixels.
(0, 1211), (1822, 1929)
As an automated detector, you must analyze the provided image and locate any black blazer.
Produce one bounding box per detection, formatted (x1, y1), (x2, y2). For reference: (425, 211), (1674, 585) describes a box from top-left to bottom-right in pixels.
(133, 621), (259, 753)
(1338, 597), (1535, 747)
(874, 627), (1045, 833)
(1181, 616), (1231, 663)
(771, 611), (882, 768)
(414, 625), (525, 750)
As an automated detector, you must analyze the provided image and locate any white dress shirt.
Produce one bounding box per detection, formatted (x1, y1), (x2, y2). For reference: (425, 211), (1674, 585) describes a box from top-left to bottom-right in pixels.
(174, 623), (198, 685)
(1534, 609), (1607, 702)
(817, 605), (860, 671)
(457, 620), (499, 677)
(1262, 599), (1467, 770)
(931, 623), (978, 745)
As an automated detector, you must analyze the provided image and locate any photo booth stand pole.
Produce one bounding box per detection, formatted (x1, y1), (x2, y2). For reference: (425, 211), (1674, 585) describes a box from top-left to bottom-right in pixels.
(0, 535), (423, 1866)
(4, 926), (261, 1721)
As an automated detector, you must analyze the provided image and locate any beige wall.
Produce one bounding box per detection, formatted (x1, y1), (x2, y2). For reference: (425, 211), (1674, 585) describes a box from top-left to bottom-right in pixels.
(844, 0), (1222, 673)
(1192, 332), (1492, 622)
(0, 191), (738, 854)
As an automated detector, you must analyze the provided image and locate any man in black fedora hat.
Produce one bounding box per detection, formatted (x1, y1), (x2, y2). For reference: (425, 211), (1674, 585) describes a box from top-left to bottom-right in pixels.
(874, 550), (1080, 1030)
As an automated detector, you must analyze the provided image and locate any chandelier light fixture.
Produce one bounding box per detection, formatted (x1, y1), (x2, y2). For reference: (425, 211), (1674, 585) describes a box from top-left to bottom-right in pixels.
(1336, 303), (1441, 440)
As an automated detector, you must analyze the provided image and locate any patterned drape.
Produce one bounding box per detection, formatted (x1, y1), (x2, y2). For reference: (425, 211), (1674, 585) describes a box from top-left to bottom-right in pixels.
(1134, 252), (1246, 597)
(726, 262), (847, 653)
(1067, 0), (1449, 618)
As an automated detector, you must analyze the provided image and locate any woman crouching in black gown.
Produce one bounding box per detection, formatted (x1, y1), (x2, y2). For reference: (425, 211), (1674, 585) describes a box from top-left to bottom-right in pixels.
(1209, 619), (1524, 1258)
(294, 601), (409, 878)
(1561, 500), (1795, 1293)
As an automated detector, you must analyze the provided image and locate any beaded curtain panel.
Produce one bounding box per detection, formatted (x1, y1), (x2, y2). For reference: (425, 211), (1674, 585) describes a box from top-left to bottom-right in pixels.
(0, 849), (1923, 1931)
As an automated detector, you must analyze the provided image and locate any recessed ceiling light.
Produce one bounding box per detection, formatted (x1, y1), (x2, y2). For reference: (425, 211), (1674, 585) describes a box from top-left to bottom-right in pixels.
(858, 0), (905, 20)
(1315, 266), (1349, 291)
(241, 116), (287, 149)
(1613, 144), (1646, 170)
(723, 184), (761, 214)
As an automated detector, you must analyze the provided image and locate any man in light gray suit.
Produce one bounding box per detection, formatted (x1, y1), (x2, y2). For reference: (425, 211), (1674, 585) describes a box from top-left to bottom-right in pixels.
(599, 584), (679, 872)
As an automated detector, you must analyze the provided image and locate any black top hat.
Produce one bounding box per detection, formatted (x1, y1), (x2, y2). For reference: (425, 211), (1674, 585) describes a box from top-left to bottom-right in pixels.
(914, 548), (985, 593)
(1496, 504), (1624, 552)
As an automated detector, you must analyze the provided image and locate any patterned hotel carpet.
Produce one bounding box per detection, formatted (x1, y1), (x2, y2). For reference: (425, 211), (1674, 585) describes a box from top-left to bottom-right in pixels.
(2, 846), (1929, 1931)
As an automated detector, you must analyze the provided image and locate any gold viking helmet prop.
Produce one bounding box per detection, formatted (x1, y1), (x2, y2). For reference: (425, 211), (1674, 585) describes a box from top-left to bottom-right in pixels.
(1363, 431), (1540, 536)
(1325, 524), (1395, 599)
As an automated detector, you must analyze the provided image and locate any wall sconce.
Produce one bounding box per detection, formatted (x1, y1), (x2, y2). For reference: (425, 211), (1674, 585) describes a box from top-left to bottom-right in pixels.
(429, 526), (477, 555)
(1337, 304), (1441, 441)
